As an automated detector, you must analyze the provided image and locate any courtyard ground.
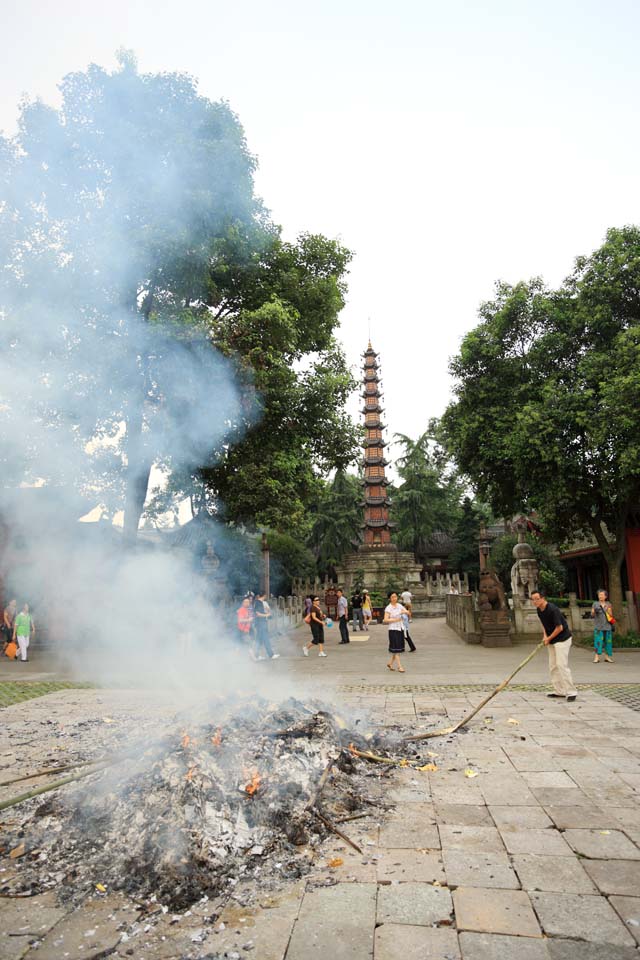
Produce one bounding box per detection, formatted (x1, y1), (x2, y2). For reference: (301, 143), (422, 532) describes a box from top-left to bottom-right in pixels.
(1, 617), (640, 958)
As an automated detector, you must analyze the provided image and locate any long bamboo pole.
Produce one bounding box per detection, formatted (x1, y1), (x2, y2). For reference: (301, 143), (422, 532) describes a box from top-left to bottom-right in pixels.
(0, 761), (114, 813)
(404, 642), (545, 741)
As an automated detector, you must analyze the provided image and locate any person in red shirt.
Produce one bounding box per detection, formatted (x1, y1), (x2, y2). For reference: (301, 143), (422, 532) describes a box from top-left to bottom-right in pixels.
(236, 597), (254, 653)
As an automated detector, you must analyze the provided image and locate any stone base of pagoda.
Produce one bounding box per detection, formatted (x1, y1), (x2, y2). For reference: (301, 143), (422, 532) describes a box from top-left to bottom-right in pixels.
(335, 549), (423, 593)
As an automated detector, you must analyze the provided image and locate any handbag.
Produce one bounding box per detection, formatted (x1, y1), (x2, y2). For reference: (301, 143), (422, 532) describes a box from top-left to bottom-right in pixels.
(304, 613), (311, 624)
(5, 641), (18, 660)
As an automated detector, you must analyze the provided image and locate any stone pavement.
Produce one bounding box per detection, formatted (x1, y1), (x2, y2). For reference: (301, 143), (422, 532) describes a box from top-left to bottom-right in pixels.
(1, 617), (640, 958)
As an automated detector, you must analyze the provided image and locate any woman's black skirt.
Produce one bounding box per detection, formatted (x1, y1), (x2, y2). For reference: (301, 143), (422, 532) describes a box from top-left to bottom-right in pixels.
(388, 629), (405, 654)
(310, 622), (324, 645)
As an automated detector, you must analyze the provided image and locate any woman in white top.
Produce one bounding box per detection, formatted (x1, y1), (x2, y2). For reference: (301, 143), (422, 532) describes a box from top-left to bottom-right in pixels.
(384, 592), (408, 672)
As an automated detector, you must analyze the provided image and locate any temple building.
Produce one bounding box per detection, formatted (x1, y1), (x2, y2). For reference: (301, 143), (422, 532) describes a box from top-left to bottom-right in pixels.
(362, 343), (394, 549)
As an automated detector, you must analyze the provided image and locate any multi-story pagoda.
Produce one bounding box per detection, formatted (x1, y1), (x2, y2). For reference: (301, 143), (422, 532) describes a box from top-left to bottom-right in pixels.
(361, 343), (395, 550)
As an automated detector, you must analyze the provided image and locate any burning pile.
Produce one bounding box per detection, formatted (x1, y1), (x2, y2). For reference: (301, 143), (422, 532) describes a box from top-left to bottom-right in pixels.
(1, 697), (391, 908)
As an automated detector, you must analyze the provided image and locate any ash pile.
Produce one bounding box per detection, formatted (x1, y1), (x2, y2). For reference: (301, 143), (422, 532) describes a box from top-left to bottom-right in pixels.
(2, 697), (395, 909)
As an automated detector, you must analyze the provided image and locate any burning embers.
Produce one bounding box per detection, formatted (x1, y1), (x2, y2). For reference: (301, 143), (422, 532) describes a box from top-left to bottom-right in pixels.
(1, 698), (386, 909)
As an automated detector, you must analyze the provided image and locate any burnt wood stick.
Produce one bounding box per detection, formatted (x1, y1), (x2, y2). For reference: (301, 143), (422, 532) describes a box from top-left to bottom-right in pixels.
(311, 808), (363, 854)
(0, 758), (102, 787)
(403, 642), (545, 741)
(335, 813), (370, 823)
(305, 758), (335, 811)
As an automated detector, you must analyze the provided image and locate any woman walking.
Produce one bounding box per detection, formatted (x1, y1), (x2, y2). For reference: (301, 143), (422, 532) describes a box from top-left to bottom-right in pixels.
(591, 589), (615, 663)
(384, 592), (407, 672)
(2, 598), (16, 655)
(254, 591), (279, 660)
(303, 596), (327, 658)
(362, 590), (373, 628)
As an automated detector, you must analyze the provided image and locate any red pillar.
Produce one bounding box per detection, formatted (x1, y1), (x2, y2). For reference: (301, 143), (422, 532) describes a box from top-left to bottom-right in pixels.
(625, 529), (640, 593)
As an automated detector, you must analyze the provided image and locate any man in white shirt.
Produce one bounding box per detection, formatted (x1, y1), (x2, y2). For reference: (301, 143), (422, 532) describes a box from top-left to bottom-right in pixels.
(400, 589), (412, 620)
(336, 589), (350, 644)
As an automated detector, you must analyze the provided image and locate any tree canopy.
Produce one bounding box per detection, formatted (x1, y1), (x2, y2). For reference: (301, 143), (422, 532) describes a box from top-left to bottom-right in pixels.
(0, 55), (358, 545)
(441, 226), (640, 611)
(307, 469), (362, 578)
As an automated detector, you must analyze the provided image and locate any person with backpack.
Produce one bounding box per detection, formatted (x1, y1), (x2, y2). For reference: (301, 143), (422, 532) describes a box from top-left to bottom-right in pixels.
(591, 588), (615, 663)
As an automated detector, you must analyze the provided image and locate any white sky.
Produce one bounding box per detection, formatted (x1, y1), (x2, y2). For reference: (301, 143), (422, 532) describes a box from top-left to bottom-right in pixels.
(3, 0), (640, 456)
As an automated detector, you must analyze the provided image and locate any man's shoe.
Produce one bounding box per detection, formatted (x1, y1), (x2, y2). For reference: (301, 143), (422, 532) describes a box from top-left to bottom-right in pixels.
(302, 646), (309, 657)
(546, 693), (563, 698)
(567, 695), (577, 702)
(271, 654), (280, 659)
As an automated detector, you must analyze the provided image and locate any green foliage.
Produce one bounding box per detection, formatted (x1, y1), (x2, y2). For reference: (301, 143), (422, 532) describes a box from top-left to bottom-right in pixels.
(442, 227), (640, 611)
(268, 532), (316, 595)
(308, 470), (362, 577)
(392, 431), (463, 565)
(489, 534), (567, 597)
(449, 496), (492, 589)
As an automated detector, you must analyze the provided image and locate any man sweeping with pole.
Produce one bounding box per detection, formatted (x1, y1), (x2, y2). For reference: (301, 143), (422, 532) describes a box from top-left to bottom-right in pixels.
(530, 590), (578, 702)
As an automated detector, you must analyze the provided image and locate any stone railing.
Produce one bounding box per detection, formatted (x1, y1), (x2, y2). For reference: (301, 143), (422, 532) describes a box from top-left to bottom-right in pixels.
(446, 593), (481, 644)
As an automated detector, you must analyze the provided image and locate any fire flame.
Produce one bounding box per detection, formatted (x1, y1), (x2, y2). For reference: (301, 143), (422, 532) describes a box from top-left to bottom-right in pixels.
(181, 732), (191, 750)
(348, 743), (358, 755)
(211, 728), (223, 747)
(244, 771), (261, 796)
(185, 766), (195, 782)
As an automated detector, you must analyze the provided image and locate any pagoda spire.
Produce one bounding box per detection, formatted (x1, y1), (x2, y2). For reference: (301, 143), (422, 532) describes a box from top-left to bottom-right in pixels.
(361, 343), (395, 550)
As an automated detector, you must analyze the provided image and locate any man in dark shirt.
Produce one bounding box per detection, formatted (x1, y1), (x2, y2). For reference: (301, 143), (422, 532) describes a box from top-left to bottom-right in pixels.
(531, 591), (577, 701)
(351, 591), (364, 632)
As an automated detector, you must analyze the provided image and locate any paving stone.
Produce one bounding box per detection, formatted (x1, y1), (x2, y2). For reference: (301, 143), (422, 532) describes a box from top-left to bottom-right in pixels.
(286, 882), (376, 960)
(489, 806), (552, 830)
(443, 850), (519, 889)
(546, 940), (639, 960)
(439, 825), (505, 853)
(376, 848), (445, 883)
(453, 887), (541, 937)
(609, 896), (640, 946)
(379, 804), (439, 848)
(582, 858), (640, 895)
(529, 891), (636, 947)
(430, 772), (484, 804)
(527, 787), (592, 806)
(521, 771), (578, 789)
(0, 892), (70, 960)
(377, 882), (453, 926)
(458, 931), (550, 959)
(26, 894), (140, 960)
(499, 828), (573, 856)
(375, 923), (460, 960)
(548, 745), (596, 758)
(562, 828), (640, 859)
(479, 777), (537, 806)
(209, 881), (305, 960)
(542, 805), (618, 829)
(511, 854), (596, 894)
(436, 803), (494, 826)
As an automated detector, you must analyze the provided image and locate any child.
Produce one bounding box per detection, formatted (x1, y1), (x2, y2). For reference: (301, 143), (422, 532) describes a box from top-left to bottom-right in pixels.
(401, 610), (417, 652)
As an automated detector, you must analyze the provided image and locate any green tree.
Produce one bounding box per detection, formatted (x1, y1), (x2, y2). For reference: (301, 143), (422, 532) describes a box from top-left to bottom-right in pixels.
(441, 227), (640, 613)
(268, 531), (317, 595)
(0, 54), (259, 541)
(308, 469), (362, 578)
(392, 431), (462, 566)
(449, 497), (491, 589)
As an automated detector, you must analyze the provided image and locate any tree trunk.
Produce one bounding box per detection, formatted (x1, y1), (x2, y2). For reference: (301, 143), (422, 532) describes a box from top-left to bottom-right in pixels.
(122, 392), (152, 546)
(588, 515), (627, 619)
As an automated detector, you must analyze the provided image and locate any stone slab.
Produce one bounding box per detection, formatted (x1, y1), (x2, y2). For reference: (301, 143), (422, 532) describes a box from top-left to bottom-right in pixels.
(285, 883), (376, 960)
(542, 805), (618, 830)
(530, 891), (636, 947)
(609, 896), (640, 947)
(479, 778), (537, 806)
(488, 806), (552, 830)
(430, 772), (484, 804)
(443, 850), (520, 890)
(546, 940), (639, 960)
(453, 887), (541, 937)
(0, 892), (70, 960)
(210, 881), (305, 960)
(376, 882), (453, 926)
(379, 805), (439, 849)
(458, 932), (549, 959)
(439, 826), (505, 854)
(527, 788), (592, 807)
(521, 772), (577, 789)
(375, 848), (446, 883)
(375, 923), (460, 960)
(499, 828), (573, 856)
(25, 894), (139, 960)
(562, 828), (640, 860)
(582, 858), (640, 896)
(436, 803), (494, 826)
(511, 854), (596, 894)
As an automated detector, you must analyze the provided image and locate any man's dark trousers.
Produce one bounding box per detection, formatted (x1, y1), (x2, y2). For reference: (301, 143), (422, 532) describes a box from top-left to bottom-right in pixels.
(339, 615), (350, 643)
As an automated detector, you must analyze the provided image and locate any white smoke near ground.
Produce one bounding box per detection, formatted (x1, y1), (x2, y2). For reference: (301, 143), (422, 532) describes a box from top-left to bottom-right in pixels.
(0, 56), (294, 701)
